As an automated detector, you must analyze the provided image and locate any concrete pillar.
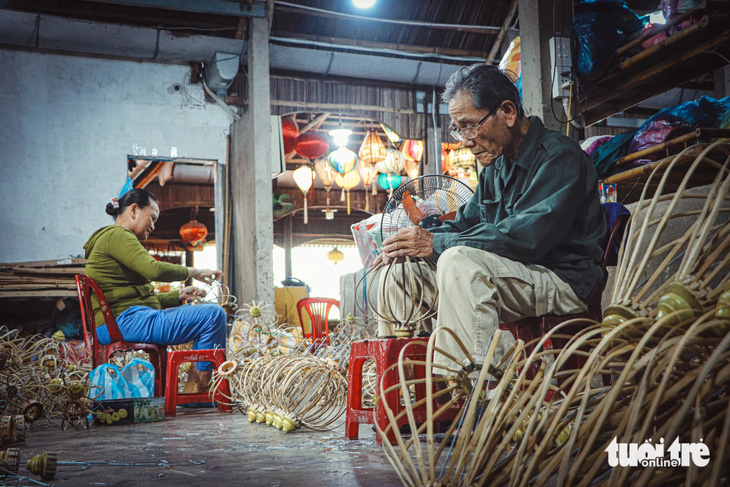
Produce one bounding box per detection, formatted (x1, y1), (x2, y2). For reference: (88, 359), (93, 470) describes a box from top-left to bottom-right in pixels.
(518, 0), (573, 132)
(229, 15), (274, 305)
(424, 87), (441, 176)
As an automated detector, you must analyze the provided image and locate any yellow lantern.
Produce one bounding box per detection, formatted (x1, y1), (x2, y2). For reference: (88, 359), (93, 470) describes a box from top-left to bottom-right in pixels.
(335, 171), (361, 215)
(327, 247), (344, 265)
(357, 162), (379, 212)
(292, 166), (314, 224)
(358, 131), (387, 165)
(404, 159), (419, 179)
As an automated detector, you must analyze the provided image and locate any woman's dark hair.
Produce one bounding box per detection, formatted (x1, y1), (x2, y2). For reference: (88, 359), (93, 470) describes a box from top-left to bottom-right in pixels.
(442, 63), (524, 119)
(106, 189), (158, 219)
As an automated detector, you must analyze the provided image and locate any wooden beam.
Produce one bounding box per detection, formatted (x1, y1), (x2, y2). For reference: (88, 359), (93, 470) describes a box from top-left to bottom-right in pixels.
(486, 0), (519, 65)
(271, 31), (489, 59)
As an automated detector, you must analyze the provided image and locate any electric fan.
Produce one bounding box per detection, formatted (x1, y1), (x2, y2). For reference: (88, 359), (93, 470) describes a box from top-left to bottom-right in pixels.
(380, 175), (474, 241)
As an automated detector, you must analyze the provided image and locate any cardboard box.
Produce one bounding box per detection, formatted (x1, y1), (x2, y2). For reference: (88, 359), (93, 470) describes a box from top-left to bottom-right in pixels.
(93, 397), (165, 425)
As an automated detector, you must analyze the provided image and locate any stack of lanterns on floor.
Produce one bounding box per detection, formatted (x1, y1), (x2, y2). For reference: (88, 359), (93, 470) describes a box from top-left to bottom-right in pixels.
(210, 299), (377, 433)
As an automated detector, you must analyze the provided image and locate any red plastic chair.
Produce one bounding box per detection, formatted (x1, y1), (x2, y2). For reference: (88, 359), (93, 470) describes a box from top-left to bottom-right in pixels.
(75, 274), (167, 397)
(296, 297), (339, 344)
(500, 204), (631, 381)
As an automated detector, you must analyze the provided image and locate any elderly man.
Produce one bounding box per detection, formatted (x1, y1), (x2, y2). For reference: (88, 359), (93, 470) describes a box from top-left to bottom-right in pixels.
(377, 63), (607, 368)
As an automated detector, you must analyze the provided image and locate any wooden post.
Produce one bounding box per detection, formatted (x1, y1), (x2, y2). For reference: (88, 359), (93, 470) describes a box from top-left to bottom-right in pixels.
(284, 214), (293, 279)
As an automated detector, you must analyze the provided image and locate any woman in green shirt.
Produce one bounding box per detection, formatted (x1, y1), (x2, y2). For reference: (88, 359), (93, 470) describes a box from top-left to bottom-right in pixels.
(84, 189), (226, 392)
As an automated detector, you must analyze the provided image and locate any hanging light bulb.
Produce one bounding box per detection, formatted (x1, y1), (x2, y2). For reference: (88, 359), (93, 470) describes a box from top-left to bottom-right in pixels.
(292, 166), (314, 224)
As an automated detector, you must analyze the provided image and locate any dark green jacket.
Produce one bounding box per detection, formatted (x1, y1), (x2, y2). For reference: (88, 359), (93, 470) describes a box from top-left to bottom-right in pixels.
(83, 225), (188, 327)
(431, 117), (607, 304)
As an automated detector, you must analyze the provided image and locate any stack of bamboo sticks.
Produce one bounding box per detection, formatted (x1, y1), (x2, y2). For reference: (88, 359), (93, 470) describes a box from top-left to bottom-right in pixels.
(0, 258), (86, 299)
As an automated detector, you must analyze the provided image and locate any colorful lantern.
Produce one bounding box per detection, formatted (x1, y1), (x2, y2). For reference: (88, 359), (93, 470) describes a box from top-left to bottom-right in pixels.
(335, 171), (361, 215)
(400, 139), (424, 162)
(328, 147), (358, 174)
(179, 220), (207, 246)
(380, 123), (401, 145)
(375, 148), (406, 176)
(314, 157), (337, 216)
(281, 115), (299, 156)
(292, 166), (314, 224)
(294, 132), (329, 160)
(378, 173), (402, 194)
(404, 159), (419, 179)
(358, 131), (387, 165)
(357, 162), (379, 212)
(450, 147), (477, 169)
(441, 141), (462, 174)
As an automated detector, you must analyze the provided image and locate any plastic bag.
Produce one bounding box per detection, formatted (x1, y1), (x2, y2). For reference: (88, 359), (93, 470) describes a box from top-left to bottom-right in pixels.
(589, 129), (637, 178)
(573, 0), (645, 82)
(351, 213), (383, 268)
(629, 96), (730, 154)
(89, 357), (155, 400)
(662, 0), (703, 19)
(581, 135), (614, 156)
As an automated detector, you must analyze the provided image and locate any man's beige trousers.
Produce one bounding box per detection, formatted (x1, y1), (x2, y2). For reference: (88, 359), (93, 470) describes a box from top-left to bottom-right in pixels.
(378, 246), (588, 371)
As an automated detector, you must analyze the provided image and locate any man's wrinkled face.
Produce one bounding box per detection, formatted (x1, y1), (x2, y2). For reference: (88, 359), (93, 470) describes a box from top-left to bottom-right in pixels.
(448, 91), (513, 167)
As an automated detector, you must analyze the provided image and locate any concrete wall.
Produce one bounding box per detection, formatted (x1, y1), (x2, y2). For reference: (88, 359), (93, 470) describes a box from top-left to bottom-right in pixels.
(0, 49), (232, 263)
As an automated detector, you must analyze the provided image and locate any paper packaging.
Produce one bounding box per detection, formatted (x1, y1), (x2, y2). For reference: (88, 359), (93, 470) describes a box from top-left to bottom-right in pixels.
(92, 397), (165, 425)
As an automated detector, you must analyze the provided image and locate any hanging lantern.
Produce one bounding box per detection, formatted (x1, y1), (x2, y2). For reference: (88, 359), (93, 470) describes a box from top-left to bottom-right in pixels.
(450, 147), (477, 170)
(375, 148), (406, 176)
(357, 162), (379, 213)
(281, 115), (299, 156)
(400, 139), (424, 162)
(404, 159), (419, 179)
(327, 247), (345, 265)
(179, 220), (207, 245)
(294, 132), (329, 160)
(380, 123), (401, 145)
(335, 171), (361, 215)
(378, 173), (402, 194)
(314, 157), (337, 217)
(358, 131), (387, 165)
(292, 166), (314, 224)
(328, 147), (358, 174)
(442, 141), (461, 175)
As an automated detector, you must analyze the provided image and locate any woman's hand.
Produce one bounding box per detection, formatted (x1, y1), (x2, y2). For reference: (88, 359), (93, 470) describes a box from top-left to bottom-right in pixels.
(188, 267), (224, 281)
(179, 286), (206, 303)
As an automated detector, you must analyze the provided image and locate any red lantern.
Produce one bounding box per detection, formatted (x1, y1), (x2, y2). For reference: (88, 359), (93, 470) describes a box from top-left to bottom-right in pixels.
(179, 220), (208, 244)
(281, 115), (299, 156)
(294, 132), (330, 160)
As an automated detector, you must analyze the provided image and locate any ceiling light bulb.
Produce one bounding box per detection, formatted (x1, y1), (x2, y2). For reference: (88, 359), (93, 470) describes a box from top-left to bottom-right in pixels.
(353, 0), (376, 8)
(329, 128), (352, 147)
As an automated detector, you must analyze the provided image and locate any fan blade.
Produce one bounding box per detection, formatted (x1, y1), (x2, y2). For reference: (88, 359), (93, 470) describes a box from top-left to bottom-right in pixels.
(438, 211), (457, 222)
(402, 190), (425, 226)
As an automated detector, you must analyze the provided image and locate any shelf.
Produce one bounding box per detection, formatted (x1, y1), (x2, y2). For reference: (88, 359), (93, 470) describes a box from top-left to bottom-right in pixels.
(580, 4), (730, 126)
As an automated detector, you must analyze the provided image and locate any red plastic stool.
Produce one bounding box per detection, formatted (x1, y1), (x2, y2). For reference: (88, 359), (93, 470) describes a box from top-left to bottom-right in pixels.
(346, 337), (460, 445)
(164, 349), (232, 416)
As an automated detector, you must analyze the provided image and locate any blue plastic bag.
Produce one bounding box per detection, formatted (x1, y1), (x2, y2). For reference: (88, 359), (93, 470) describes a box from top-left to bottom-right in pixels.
(89, 357), (155, 400)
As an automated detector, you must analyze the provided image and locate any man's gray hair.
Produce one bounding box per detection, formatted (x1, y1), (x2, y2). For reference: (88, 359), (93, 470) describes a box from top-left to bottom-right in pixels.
(442, 63), (524, 119)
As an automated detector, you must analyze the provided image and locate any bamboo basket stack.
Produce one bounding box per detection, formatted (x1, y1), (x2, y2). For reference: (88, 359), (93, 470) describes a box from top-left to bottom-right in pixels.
(376, 140), (730, 486)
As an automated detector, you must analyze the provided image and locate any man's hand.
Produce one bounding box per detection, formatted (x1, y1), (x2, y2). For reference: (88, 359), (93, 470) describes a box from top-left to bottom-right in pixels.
(179, 286), (206, 303)
(379, 227), (434, 264)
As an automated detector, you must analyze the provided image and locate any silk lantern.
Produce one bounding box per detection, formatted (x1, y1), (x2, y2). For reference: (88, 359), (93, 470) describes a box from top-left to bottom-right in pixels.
(404, 159), (419, 179)
(335, 170), (360, 215)
(380, 123), (401, 145)
(292, 166), (314, 224)
(400, 139), (424, 162)
(375, 148), (406, 176)
(180, 220), (207, 246)
(358, 131), (387, 165)
(314, 157), (337, 218)
(378, 173), (402, 194)
(327, 247), (344, 265)
(328, 147), (358, 174)
(294, 132), (329, 160)
(357, 162), (378, 212)
(281, 115), (299, 156)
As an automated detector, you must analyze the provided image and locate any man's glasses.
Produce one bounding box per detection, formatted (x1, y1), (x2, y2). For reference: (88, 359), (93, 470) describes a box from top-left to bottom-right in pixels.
(450, 109), (494, 142)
